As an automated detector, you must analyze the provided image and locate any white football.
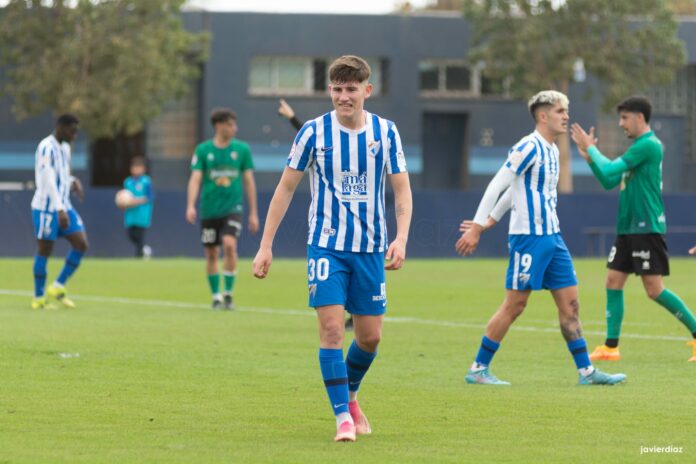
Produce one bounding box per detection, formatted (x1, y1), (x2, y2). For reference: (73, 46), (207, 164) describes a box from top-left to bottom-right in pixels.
(115, 189), (134, 209)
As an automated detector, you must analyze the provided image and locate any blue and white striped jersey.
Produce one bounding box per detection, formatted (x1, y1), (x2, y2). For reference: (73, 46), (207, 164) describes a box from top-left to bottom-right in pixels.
(31, 134), (73, 212)
(287, 110), (407, 252)
(504, 130), (561, 235)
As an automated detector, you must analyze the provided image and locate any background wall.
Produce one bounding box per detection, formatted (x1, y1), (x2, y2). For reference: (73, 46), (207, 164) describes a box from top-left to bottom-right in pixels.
(3, 189), (695, 259)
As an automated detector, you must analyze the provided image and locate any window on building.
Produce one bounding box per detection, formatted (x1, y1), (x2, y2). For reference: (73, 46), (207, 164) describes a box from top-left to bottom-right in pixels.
(249, 56), (387, 96)
(419, 60), (508, 98)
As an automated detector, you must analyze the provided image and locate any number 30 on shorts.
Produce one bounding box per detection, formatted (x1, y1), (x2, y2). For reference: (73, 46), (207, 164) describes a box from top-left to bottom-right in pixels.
(308, 258), (329, 281)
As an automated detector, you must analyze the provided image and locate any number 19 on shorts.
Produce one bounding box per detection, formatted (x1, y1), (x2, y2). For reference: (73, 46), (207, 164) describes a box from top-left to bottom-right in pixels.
(308, 258), (329, 281)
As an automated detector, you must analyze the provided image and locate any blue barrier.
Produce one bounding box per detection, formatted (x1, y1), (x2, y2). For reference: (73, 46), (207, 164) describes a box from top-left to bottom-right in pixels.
(1, 189), (695, 258)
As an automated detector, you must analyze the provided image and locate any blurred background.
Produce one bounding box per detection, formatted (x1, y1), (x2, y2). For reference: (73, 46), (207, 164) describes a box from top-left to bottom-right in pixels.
(1, 0), (695, 258)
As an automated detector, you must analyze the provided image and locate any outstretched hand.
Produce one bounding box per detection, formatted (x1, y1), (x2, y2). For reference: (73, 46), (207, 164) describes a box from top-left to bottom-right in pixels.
(278, 99), (295, 119)
(570, 123), (598, 161)
(455, 222), (483, 256)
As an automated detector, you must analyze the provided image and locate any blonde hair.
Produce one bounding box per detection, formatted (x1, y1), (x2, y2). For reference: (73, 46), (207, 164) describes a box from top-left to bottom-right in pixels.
(528, 90), (569, 121)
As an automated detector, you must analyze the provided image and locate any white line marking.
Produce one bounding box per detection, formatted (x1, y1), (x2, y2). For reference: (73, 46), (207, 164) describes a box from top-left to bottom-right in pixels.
(0, 289), (687, 342)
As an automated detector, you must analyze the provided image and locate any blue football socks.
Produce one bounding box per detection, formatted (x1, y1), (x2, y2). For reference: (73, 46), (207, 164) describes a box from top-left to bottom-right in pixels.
(319, 348), (350, 416)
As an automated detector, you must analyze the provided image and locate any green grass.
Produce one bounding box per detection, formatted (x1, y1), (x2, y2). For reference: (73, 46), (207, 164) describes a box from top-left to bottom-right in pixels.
(0, 257), (694, 463)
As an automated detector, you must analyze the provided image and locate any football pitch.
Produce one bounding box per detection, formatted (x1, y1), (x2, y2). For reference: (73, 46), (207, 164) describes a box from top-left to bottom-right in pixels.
(0, 257), (693, 463)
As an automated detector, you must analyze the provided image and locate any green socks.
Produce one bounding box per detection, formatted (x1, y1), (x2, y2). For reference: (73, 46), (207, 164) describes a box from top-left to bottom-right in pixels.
(655, 289), (696, 333)
(223, 271), (236, 295)
(207, 273), (220, 295)
(606, 289), (625, 341)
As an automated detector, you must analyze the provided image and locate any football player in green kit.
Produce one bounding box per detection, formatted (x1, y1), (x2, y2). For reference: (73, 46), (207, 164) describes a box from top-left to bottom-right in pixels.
(187, 108), (259, 310)
(572, 95), (696, 362)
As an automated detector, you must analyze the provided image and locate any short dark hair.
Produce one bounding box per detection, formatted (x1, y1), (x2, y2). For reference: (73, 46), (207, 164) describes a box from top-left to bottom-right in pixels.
(210, 108), (237, 127)
(56, 113), (79, 127)
(616, 96), (652, 123)
(130, 156), (146, 167)
(329, 55), (371, 84)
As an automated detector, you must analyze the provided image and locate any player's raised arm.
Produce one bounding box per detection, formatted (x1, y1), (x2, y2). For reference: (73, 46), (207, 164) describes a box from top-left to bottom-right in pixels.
(252, 167), (304, 279)
(571, 123), (623, 190)
(385, 172), (412, 271)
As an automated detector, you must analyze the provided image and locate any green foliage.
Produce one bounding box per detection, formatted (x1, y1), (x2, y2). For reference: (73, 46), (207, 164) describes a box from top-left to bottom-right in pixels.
(463, 0), (686, 111)
(0, 0), (208, 138)
(1, 257), (695, 461)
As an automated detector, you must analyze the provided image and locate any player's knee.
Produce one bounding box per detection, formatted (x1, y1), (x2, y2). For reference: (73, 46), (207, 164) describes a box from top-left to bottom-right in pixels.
(76, 240), (88, 253)
(505, 300), (527, 318)
(645, 287), (662, 300)
(356, 332), (381, 351)
(320, 322), (344, 346)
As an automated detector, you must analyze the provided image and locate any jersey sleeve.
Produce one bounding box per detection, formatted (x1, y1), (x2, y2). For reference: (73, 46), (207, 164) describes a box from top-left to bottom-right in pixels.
(36, 142), (63, 210)
(503, 140), (538, 175)
(287, 121), (316, 171)
(386, 122), (407, 174)
(191, 145), (205, 171)
(619, 140), (655, 169)
(489, 188), (512, 222)
(240, 143), (255, 172)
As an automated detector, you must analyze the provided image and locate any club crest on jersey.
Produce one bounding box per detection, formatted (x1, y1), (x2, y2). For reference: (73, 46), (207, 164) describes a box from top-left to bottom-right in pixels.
(368, 141), (381, 157)
(230, 151), (238, 161)
(207, 153), (214, 161)
(341, 171), (368, 201)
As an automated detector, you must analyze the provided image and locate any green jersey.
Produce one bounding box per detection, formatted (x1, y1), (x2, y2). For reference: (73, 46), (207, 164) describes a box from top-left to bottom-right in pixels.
(588, 131), (666, 235)
(191, 139), (254, 220)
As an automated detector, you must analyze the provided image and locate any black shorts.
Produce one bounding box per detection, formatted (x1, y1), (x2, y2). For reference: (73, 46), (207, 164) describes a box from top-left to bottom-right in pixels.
(200, 213), (242, 247)
(606, 234), (670, 276)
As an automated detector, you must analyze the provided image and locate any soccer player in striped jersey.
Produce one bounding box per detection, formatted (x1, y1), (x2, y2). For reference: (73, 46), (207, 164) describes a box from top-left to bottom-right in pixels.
(456, 90), (625, 386)
(253, 55), (413, 442)
(277, 98), (355, 332)
(572, 95), (696, 362)
(31, 113), (88, 309)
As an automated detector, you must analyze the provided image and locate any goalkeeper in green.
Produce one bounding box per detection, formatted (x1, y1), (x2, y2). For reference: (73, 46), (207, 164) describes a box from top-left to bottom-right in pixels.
(571, 95), (696, 362)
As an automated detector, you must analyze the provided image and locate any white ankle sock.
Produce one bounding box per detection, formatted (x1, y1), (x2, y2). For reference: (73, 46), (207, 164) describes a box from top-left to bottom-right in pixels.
(579, 366), (595, 377)
(470, 362), (487, 372)
(336, 412), (353, 427)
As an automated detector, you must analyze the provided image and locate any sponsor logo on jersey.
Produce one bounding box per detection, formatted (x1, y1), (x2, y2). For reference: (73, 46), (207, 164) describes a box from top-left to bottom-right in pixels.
(341, 171), (368, 201)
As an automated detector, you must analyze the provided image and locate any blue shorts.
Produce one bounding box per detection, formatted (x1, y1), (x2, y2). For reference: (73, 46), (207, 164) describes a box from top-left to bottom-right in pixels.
(505, 234), (577, 291)
(32, 209), (85, 241)
(307, 245), (386, 316)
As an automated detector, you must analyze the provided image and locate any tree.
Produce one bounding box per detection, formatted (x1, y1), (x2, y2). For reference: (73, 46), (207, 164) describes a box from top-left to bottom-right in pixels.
(463, 0), (686, 192)
(0, 0), (208, 140)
